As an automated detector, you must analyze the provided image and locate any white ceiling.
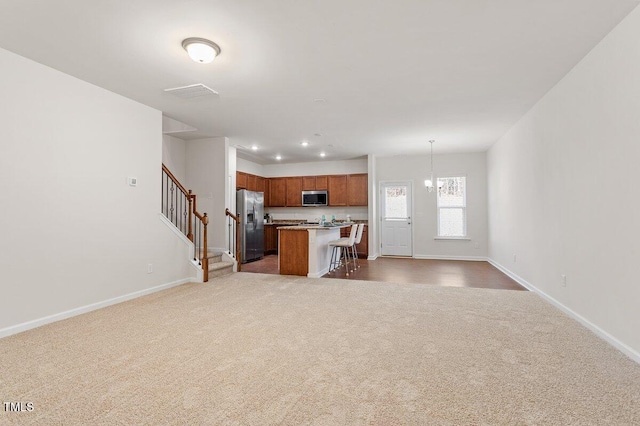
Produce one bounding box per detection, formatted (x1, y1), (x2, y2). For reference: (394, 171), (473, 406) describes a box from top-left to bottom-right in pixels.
(1, 0), (638, 164)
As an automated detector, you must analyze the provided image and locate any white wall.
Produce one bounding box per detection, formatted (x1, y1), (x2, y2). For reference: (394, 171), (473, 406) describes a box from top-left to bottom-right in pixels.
(376, 152), (488, 260)
(185, 137), (228, 251)
(236, 157), (263, 176)
(487, 6), (640, 360)
(261, 158), (367, 177)
(0, 48), (195, 334)
(162, 134), (187, 184)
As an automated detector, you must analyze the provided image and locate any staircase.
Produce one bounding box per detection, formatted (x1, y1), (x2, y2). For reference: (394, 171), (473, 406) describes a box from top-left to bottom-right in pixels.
(162, 163), (240, 282)
(204, 251), (234, 279)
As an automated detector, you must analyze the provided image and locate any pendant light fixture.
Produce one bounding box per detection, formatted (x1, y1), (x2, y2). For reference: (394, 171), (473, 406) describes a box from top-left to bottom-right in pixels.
(424, 140), (436, 192)
(182, 38), (221, 64)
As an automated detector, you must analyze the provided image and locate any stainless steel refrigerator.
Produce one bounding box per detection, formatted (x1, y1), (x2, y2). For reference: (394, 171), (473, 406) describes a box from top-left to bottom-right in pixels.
(236, 189), (264, 263)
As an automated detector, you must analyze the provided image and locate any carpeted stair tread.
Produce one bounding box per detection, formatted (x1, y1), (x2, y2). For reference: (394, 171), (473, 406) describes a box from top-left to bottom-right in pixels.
(208, 261), (234, 271)
(207, 260), (234, 279)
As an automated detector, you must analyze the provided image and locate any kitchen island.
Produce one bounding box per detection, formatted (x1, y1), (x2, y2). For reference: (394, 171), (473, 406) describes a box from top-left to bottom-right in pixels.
(278, 224), (352, 277)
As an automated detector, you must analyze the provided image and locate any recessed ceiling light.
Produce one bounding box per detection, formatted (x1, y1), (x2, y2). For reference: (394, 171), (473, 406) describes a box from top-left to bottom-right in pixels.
(301, 141), (309, 147)
(182, 38), (221, 64)
(314, 133), (322, 137)
(275, 155), (282, 160)
(314, 99), (326, 103)
(320, 152), (326, 157)
(251, 145), (258, 151)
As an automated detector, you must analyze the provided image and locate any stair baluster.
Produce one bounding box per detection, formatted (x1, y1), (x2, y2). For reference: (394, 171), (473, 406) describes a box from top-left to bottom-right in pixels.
(161, 164), (211, 282)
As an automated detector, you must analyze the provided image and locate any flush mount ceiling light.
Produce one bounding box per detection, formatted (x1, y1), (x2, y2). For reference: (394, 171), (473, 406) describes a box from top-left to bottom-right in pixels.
(320, 152), (326, 157)
(275, 155), (282, 161)
(251, 145), (258, 151)
(182, 38), (221, 63)
(301, 141), (309, 147)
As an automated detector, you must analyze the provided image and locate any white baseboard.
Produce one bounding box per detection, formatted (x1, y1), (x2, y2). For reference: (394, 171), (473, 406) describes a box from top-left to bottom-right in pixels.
(0, 278), (192, 340)
(414, 255), (488, 261)
(308, 266), (330, 278)
(367, 254), (379, 261)
(488, 258), (640, 365)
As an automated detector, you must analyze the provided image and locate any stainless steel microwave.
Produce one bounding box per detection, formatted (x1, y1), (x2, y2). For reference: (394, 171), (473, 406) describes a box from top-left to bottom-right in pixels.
(302, 190), (328, 207)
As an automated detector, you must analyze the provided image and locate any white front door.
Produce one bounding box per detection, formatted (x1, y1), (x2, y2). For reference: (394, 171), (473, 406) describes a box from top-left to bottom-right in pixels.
(380, 182), (412, 256)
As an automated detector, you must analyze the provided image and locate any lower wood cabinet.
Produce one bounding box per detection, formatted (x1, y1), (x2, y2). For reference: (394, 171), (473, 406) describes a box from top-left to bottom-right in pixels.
(264, 224), (278, 254)
(278, 229), (309, 276)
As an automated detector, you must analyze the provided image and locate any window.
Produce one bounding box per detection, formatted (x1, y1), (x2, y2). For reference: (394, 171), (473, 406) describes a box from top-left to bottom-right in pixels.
(437, 176), (466, 237)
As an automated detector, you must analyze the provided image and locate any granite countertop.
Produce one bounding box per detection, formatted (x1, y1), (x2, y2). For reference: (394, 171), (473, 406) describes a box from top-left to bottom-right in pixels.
(278, 224), (353, 231)
(266, 220), (367, 226)
(266, 220), (304, 225)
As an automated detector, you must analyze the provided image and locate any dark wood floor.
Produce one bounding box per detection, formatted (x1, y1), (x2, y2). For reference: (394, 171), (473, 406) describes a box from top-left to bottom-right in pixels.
(240, 255), (525, 291)
(241, 254), (280, 275)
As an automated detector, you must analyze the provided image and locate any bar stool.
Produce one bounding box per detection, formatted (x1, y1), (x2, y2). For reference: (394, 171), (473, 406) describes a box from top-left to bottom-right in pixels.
(351, 224), (365, 269)
(328, 224), (358, 276)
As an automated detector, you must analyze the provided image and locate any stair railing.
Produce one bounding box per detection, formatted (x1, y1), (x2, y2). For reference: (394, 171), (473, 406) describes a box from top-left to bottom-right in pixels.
(225, 208), (241, 272)
(161, 164), (209, 282)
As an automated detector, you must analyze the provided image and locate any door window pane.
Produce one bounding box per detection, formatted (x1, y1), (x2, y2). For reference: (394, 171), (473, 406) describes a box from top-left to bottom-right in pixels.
(384, 186), (407, 218)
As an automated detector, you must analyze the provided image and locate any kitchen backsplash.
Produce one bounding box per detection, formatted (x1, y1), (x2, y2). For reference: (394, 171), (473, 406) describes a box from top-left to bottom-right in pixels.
(265, 206), (367, 222)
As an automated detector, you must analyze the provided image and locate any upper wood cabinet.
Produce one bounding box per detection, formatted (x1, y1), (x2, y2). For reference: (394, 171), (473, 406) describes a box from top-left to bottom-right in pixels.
(302, 176), (316, 191)
(328, 175), (348, 206)
(237, 171), (367, 207)
(269, 178), (287, 207)
(315, 175), (328, 190)
(255, 176), (265, 193)
(236, 171), (248, 189)
(246, 174), (257, 191)
(347, 174), (368, 206)
(285, 177), (303, 207)
(263, 178), (270, 207)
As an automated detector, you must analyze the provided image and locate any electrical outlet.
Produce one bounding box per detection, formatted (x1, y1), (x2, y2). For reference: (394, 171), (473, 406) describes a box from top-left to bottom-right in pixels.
(147, 263), (153, 274)
(561, 274), (566, 287)
(513, 254), (517, 263)
(474, 242), (480, 249)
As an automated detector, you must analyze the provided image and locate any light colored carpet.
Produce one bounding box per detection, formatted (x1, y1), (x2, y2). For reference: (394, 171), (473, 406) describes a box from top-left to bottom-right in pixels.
(1, 273), (639, 425)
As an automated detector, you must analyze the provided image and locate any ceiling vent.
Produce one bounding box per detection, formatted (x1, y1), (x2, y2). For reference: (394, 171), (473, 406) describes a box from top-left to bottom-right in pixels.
(164, 83), (218, 99)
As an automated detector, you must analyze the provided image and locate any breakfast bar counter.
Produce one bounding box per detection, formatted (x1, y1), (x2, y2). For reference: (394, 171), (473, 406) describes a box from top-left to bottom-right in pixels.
(278, 224), (351, 277)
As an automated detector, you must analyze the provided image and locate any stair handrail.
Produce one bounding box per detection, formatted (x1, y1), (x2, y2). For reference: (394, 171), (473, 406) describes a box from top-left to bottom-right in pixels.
(225, 208), (241, 271)
(161, 163), (208, 282)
